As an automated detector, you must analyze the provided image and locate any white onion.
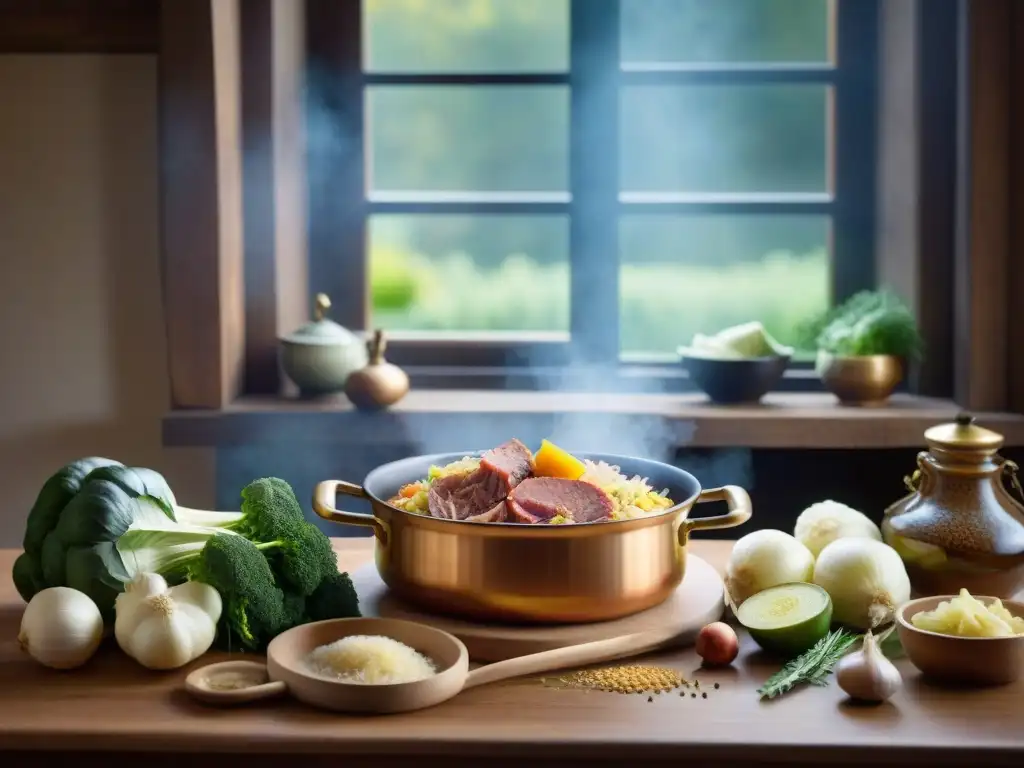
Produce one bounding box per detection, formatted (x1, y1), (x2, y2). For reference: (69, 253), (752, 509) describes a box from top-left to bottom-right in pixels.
(725, 529), (815, 607)
(794, 500), (882, 558)
(19, 587), (104, 670)
(812, 538), (911, 630)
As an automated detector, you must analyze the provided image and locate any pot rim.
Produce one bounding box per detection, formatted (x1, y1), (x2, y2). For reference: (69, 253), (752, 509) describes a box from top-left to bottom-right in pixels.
(360, 450), (703, 534)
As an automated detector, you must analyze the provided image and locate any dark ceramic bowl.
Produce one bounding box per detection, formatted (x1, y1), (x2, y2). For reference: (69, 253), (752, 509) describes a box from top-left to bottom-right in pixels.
(678, 350), (791, 404)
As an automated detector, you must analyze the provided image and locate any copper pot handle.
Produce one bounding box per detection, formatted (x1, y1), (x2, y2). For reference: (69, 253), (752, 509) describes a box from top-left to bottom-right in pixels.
(312, 480), (387, 543)
(680, 485), (753, 543)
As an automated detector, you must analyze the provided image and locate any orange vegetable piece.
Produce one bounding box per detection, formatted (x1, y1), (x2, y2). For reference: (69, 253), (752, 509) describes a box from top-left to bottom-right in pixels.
(399, 482), (422, 498)
(533, 439), (587, 480)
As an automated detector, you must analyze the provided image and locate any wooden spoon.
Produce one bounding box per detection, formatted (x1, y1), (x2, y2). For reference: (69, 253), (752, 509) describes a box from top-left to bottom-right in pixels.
(185, 617), (685, 714)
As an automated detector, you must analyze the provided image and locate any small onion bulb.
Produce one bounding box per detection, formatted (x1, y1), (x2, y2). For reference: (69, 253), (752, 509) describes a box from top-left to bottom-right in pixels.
(812, 538), (911, 630)
(794, 500), (882, 558)
(725, 529), (815, 607)
(18, 587), (104, 670)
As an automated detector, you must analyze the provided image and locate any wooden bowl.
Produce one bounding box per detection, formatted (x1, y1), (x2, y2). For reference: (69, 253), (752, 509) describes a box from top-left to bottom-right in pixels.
(266, 617), (470, 714)
(897, 595), (1024, 685)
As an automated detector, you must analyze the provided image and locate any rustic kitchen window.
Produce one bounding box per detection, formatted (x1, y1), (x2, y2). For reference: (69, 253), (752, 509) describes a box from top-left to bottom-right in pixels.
(303, 0), (878, 390)
(157, 0), (1024, 446)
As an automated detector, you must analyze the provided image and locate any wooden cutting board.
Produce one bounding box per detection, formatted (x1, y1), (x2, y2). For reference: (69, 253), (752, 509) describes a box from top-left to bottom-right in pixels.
(349, 554), (725, 662)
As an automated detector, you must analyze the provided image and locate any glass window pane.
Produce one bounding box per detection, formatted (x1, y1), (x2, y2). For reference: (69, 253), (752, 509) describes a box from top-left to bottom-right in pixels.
(620, 85), (828, 194)
(364, 0), (569, 73)
(619, 215), (829, 356)
(370, 215), (570, 333)
(621, 0), (831, 64)
(368, 86), (569, 193)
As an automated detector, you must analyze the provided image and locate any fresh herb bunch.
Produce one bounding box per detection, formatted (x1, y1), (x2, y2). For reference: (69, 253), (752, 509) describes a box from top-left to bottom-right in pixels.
(796, 289), (924, 359)
(757, 628), (860, 700)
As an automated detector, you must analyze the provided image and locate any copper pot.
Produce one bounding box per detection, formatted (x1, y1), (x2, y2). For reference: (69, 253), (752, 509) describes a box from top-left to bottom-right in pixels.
(313, 452), (752, 624)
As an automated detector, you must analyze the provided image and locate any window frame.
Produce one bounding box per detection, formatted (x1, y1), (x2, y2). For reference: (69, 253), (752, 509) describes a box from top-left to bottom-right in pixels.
(303, 0), (880, 392)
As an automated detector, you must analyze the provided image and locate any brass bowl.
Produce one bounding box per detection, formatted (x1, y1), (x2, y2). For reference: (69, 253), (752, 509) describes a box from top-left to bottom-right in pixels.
(816, 352), (904, 406)
(312, 452), (752, 624)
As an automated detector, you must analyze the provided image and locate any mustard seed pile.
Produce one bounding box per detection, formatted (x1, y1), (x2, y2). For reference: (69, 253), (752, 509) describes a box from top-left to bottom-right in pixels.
(546, 664), (688, 694)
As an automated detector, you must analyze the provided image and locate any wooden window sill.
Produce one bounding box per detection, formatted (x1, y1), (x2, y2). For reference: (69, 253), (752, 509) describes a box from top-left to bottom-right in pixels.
(162, 392), (1024, 449)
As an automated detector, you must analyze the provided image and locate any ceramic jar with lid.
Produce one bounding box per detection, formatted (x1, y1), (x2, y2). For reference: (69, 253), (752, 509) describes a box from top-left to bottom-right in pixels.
(279, 294), (368, 397)
(882, 412), (1024, 598)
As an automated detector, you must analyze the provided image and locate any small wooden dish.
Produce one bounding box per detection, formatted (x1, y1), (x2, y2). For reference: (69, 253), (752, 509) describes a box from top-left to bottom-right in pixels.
(897, 595), (1024, 686)
(184, 660), (286, 705)
(183, 616), (684, 714)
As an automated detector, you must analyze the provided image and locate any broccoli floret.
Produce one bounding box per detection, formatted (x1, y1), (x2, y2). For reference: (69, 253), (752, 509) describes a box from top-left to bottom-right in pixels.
(189, 534), (287, 651)
(282, 592), (307, 626)
(256, 519), (338, 597)
(305, 570), (361, 623)
(175, 477), (305, 534)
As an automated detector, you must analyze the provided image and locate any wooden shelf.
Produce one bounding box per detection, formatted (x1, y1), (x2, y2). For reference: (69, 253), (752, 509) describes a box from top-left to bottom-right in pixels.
(162, 391), (1024, 449)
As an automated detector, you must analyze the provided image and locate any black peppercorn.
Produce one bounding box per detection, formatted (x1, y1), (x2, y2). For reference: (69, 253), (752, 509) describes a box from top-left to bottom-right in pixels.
(714, 682), (720, 689)
(702, 692), (708, 699)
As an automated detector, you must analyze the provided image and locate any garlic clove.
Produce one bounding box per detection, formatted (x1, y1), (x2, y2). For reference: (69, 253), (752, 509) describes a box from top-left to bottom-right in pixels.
(126, 572), (169, 597)
(129, 613), (196, 670)
(169, 580), (223, 623)
(835, 630), (902, 703)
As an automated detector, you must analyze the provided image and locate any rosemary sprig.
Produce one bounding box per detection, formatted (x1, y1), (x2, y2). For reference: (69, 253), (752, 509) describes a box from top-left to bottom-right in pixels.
(757, 629), (859, 700)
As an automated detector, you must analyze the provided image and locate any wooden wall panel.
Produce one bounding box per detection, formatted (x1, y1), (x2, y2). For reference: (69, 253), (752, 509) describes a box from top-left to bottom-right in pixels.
(241, 0), (309, 395)
(954, 0), (1011, 412)
(159, 0), (245, 408)
(0, 0), (158, 53)
(1009, 1), (1024, 414)
(875, 0), (956, 398)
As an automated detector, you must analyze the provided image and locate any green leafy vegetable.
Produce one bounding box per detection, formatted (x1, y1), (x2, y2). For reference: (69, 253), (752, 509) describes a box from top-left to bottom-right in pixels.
(796, 289), (924, 359)
(15, 460), (361, 650)
(757, 628), (859, 700)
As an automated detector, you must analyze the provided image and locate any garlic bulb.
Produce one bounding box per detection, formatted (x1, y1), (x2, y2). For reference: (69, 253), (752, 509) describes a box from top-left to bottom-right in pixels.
(794, 500), (882, 558)
(725, 529), (816, 607)
(835, 630), (902, 703)
(812, 538), (911, 630)
(115, 572), (222, 670)
(18, 586), (104, 670)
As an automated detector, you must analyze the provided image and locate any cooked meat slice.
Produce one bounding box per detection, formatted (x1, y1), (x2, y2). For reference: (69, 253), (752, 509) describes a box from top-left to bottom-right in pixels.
(427, 474), (463, 519)
(480, 438), (533, 490)
(464, 501), (507, 523)
(427, 468), (508, 521)
(508, 477), (614, 524)
(507, 499), (546, 524)
(426, 439), (533, 521)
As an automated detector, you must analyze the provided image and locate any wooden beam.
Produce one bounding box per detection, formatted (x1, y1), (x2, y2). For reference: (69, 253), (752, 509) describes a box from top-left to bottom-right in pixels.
(0, 0), (158, 53)
(1009, 1), (1024, 413)
(305, 0), (367, 333)
(241, 0), (309, 395)
(161, 392), (1024, 450)
(159, 0), (245, 408)
(954, 0), (1011, 411)
(875, 0), (956, 398)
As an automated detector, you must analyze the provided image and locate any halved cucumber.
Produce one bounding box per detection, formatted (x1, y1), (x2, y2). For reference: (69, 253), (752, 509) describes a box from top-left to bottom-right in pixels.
(736, 582), (833, 658)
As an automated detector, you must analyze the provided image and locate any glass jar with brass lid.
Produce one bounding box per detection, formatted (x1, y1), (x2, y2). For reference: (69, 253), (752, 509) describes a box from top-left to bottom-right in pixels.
(881, 413), (1024, 598)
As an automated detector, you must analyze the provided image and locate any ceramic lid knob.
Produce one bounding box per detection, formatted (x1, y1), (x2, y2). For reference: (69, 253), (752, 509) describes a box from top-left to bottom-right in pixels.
(280, 294), (362, 347)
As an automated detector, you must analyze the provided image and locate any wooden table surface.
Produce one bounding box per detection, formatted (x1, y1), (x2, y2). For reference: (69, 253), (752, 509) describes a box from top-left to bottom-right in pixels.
(1, 540), (1021, 767)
